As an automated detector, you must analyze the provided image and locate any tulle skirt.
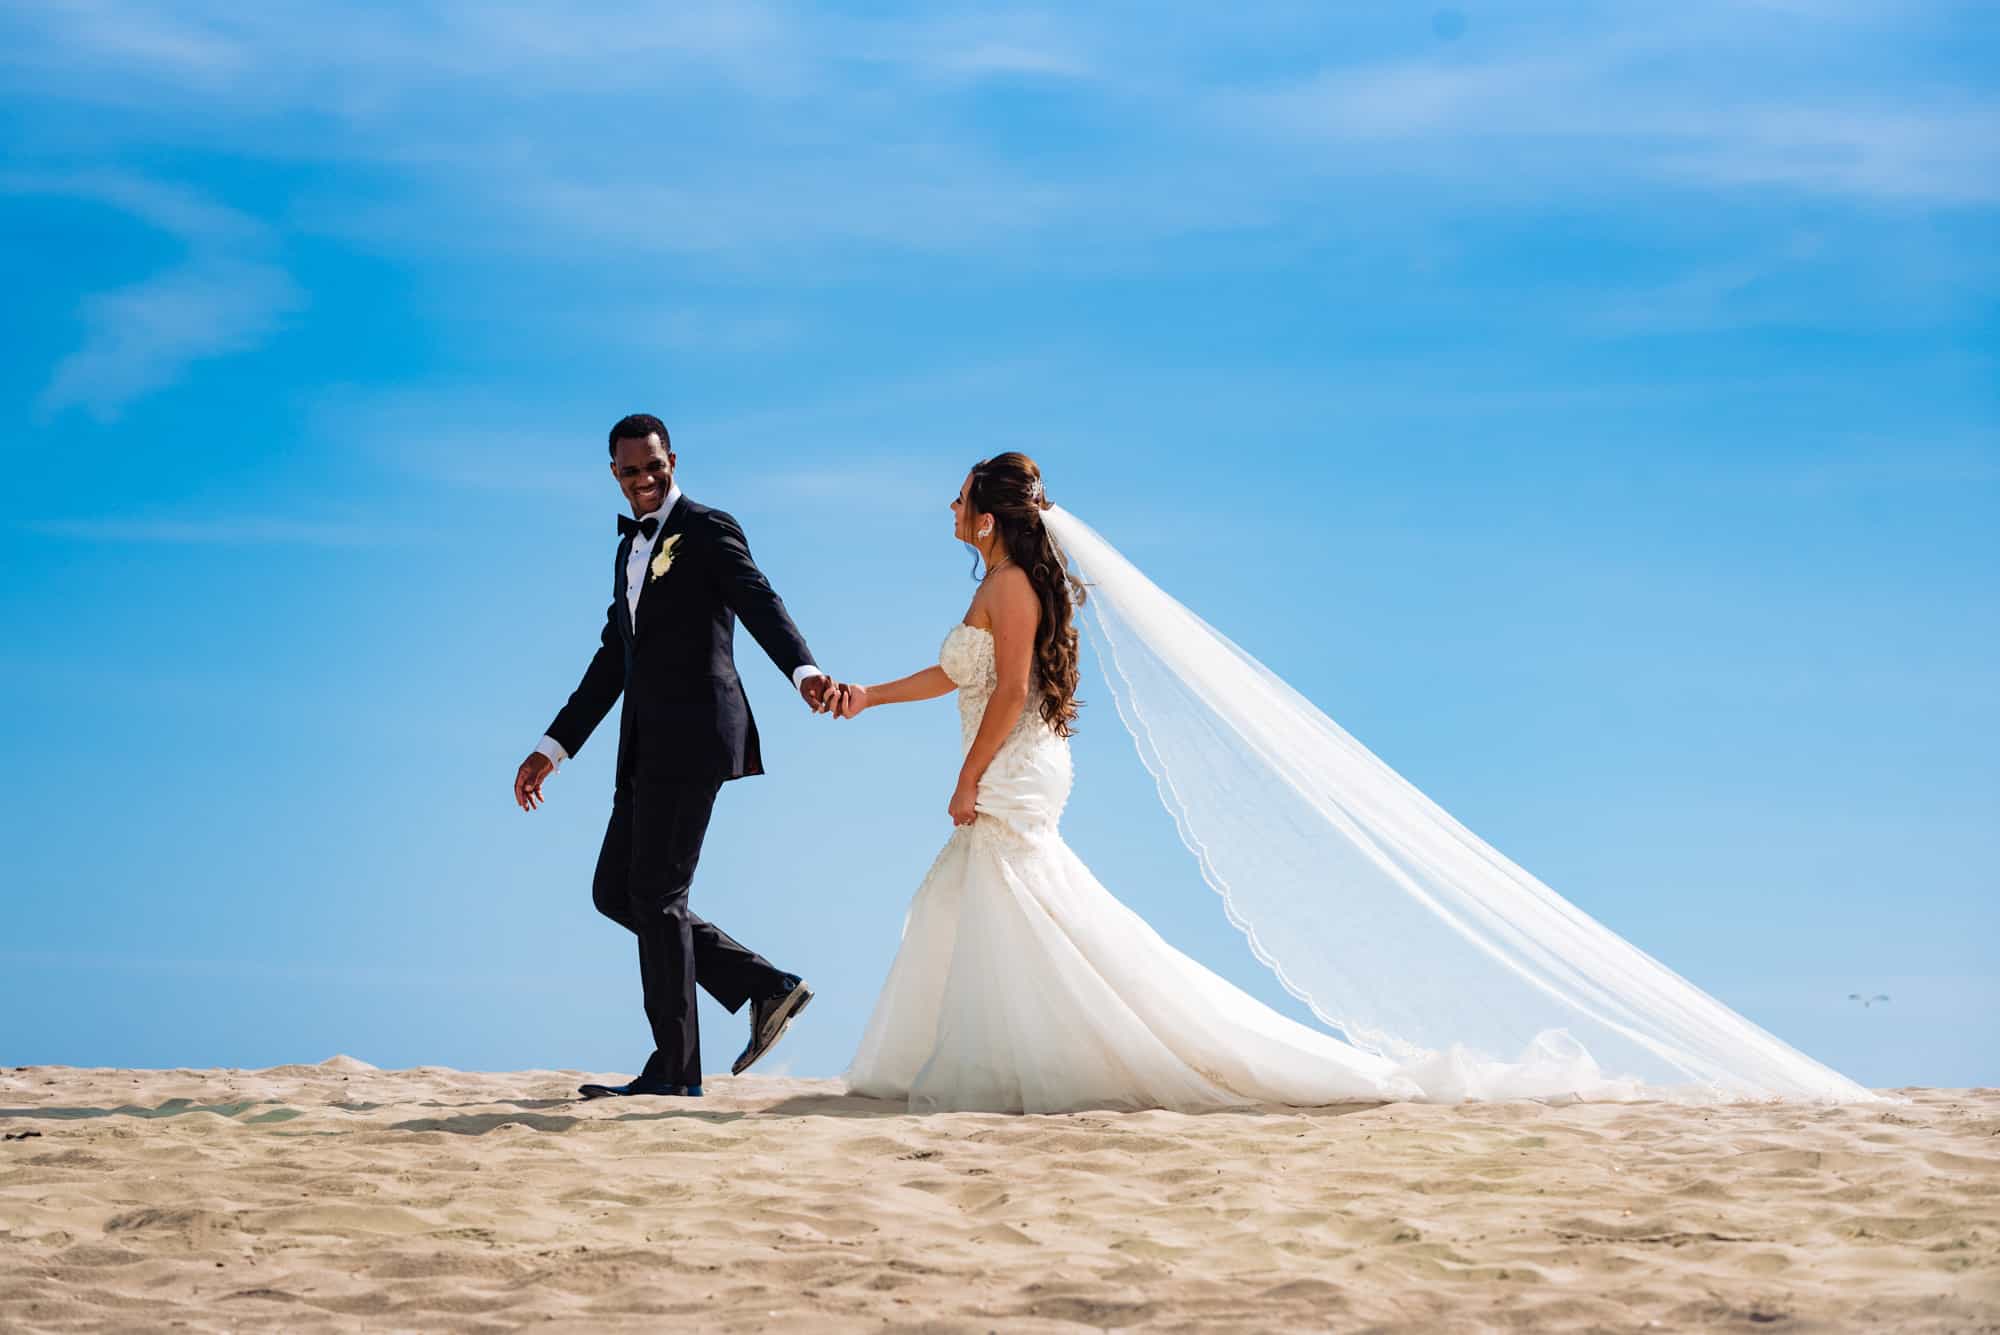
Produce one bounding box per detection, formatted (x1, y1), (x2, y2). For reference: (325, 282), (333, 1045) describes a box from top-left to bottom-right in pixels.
(845, 713), (1664, 1113)
(843, 817), (1451, 1113)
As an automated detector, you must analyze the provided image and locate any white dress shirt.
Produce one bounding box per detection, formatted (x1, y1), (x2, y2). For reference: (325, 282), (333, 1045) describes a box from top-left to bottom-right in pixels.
(534, 482), (823, 770)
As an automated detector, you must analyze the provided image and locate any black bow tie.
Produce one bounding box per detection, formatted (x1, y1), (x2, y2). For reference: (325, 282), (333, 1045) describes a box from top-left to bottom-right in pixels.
(617, 514), (661, 542)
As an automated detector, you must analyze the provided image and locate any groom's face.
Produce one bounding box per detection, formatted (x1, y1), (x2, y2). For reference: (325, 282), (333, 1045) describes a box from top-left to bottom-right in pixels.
(610, 433), (675, 516)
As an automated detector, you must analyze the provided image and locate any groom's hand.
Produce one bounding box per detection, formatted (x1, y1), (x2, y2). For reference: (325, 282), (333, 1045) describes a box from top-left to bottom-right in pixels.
(799, 673), (837, 714)
(514, 752), (554, 811)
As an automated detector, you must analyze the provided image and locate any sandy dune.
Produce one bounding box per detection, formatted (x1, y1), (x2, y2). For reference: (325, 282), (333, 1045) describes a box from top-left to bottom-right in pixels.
(0, 1061), (1993, 1332)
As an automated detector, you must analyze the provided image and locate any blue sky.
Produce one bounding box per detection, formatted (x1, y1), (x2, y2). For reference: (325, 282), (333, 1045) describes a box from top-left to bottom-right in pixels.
(3, 2), (1994, 1091)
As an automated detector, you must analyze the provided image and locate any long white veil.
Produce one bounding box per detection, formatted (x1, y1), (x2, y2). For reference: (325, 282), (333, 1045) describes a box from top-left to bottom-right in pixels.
(1041, 505), (1878, 1103)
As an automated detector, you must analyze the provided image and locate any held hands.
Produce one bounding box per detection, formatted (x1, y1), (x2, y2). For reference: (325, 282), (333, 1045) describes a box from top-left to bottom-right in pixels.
(799, 674), (838, 713)
(514, 752), (554, 812)
(801, 674), (872, 719)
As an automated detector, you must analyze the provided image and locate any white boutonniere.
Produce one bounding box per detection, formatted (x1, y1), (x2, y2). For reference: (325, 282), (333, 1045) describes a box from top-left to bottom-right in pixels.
(649, 533), (683, 582)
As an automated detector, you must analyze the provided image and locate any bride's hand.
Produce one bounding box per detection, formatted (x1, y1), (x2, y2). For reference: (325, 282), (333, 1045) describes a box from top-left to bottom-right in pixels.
(835, 683), (870, 719)
(948, 778), (978, 827)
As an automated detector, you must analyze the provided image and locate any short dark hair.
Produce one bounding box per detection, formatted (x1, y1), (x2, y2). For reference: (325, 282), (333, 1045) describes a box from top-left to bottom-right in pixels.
(608, 413), (671, 457)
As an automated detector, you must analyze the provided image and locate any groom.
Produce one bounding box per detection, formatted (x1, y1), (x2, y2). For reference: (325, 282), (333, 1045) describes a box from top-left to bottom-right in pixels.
(513, 414), (829, 1098)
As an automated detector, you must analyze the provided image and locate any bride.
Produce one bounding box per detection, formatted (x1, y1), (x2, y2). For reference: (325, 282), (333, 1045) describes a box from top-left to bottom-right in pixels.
(831, 453), (1878, 1113)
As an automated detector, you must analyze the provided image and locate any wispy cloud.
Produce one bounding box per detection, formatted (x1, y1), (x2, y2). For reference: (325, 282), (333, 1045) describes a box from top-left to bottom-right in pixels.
(1581, 260), (1785, 337)
(1, 948), (586, 988)
(853, 11), (1094, 82)
(0, 3), (1089, 110)
(1214, 12), (2000, 207)
(314, 364), (1047, 506)
(753, 465), (948, 516)
(1777, 436), (2000, 498)
(1653, 103), (2000, 205)
(7, 172), (302, 421)
(37, 259), (301, 421)
(7, 2), (1987, 297)
(25, 516), (397, 546)
(1, 2), (1992, 335)
(315, 387), (614, 500)
(1, 2), (249, 85)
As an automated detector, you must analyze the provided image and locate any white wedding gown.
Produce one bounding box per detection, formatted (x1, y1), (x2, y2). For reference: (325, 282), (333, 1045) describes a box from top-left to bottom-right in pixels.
(844, 509), (1880, 1112)
(846, 623), (1425, 1112)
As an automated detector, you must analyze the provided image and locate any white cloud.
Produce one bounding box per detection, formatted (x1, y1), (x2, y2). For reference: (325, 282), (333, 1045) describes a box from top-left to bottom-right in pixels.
(1, 1), (1992, 332)
(3, 1), (248, 84)
(853, 11), (1094, 82)
(7, 172), (302, 421)
(38, 258), (302, 421)
(26, 516), (393, 546)
(753, 466), (947, 516)
(8, 171), (265, 243)
(1, 2), (1087, 109)
(1653, 103), (2000, 205)
(1580, 261), (1780, 337)
(314, 386), (615, 500)
(1213, 12), (2000, 207)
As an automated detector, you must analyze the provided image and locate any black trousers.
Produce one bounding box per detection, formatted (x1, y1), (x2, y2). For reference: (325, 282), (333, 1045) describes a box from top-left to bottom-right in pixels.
(591, 776), (786, 1087)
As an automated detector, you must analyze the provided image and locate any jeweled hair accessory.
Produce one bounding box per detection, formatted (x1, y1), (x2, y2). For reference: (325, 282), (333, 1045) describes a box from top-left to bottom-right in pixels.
(1029, 479), (1046, 505)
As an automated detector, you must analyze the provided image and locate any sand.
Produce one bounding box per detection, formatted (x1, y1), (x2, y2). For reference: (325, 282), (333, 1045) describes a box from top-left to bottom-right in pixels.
(0, 1061), (1993, 1333)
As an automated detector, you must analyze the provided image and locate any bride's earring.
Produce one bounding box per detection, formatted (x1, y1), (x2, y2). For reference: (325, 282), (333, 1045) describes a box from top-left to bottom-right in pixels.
(975, 522), (999, 575)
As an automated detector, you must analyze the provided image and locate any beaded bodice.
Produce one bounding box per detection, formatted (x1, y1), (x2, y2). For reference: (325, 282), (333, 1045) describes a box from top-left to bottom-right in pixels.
(938, 622), (1072, 836)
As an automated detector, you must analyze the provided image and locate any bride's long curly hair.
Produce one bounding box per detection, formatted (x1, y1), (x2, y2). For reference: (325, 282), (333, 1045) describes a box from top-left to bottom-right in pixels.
(965, 452), (1087, 737)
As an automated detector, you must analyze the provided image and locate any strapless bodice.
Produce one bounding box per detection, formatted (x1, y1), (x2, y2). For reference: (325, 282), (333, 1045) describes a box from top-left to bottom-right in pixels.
(938, 622), (1072, 838)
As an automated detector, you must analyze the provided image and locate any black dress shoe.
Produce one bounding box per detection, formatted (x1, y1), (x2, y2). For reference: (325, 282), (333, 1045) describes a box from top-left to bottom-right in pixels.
(732, 974), (814, 1076)
(577, 1078), (704, 1099)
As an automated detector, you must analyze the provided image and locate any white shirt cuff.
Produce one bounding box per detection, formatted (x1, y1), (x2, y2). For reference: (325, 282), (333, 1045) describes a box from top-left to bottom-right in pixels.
(791, 664), (825, 690)
(535, 735), (569, 769)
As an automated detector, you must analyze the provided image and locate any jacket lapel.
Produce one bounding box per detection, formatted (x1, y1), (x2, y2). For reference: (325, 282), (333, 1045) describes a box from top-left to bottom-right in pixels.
(614, 531), (638, 645)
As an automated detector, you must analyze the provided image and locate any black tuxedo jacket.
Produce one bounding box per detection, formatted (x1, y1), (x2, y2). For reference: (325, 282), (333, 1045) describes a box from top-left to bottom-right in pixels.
(545, 497), (816, 784)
